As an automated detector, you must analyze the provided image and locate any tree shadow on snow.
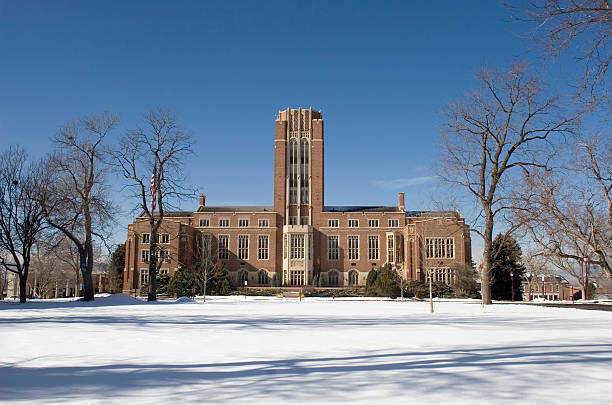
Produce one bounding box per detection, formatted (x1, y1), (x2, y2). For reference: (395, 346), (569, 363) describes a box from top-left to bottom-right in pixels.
(1, 343), (611, 402)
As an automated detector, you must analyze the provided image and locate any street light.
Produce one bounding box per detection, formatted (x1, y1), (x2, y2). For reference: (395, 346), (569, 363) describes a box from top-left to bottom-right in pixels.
(510, 271), (514, 302)
(584, 256), (589, 301)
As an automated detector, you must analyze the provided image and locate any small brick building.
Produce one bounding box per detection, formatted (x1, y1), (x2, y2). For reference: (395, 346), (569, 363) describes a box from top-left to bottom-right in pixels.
(123, 108), (472, 292)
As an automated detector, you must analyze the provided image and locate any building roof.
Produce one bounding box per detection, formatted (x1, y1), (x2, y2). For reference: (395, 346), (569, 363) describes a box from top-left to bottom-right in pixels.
(324, 206), (401, 213)
(197, 206), (275, 213)
(406, 210), (462, 218)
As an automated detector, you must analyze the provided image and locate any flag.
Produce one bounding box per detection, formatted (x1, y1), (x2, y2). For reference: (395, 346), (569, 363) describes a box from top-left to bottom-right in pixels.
(150, 165), (157, 212)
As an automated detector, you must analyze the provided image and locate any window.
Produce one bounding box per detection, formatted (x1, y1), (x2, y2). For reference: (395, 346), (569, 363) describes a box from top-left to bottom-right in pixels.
(238, 235), (249, 260)
(328, 236), (339, 260)
(300, 216), (309, 225)
(199, 218), (209, 227)
(348, 235), (359, 260)
(140, 269), (149, 286)
(239, 270), (248, 285)
(218, 235), (229, 259)
(258, 270), (269, 284)
(258, 219), (269, 227)
(388, 219), (399, 227)
(368, 235), (379, 260)
(348, 219), (359, 227)
(289, 139), (298, 204)
(159, 269), (169, 276)
(290, 234), (305, 259)
(328, 219), (339, 227)
(425, 238), (455, 259)
(349, 270), (359, 286)
(141, 250), (150, 263)
(238, 218), (249, 227)
(258, 235), (269, 260)
(141, 233), (150, 244)
(160, 249), (170, 263)
(290, 270), (305, 286)
(301, 138), (309, 203)
(387, 234), (395, 263)
(328, 270), (339, 286)
(219, 219), (230, 227)
(289, 216), (297, 225)
(427, 267), (455, 284)
(201, 233), (212, 258)
(159, 234), (169, 244)
(368, 219), (379, 227)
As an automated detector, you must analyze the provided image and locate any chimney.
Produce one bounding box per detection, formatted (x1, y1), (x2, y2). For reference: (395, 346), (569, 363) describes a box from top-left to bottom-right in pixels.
(199, 194), (206, 207)
(398, 192), (405, 212)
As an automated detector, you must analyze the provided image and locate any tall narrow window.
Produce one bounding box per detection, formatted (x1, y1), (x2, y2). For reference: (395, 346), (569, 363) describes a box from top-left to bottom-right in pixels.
(368, 235), (379, 260)
(328, 235), (339, 260)
(348, 235), (359, 260)
(218, 235), (229, 260)
(238, 235), (249, 260)
(258, 235), (269, 260)
(387, 234), (395, 263)
(300, 138), (309, 203)
(290, 234), (305, 259)
(140, 269), (149, 286)
(289, 139), (298, 204)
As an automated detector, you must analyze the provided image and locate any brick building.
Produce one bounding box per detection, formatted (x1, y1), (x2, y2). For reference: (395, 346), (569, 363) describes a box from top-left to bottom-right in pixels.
(122, 108), (471, 292)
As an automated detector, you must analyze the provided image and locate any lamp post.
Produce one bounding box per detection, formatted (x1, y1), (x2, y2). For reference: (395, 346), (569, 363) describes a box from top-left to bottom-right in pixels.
(428, 270), (434, 313)
(510, 271), (514, 302)
(584, 256), (589, 301)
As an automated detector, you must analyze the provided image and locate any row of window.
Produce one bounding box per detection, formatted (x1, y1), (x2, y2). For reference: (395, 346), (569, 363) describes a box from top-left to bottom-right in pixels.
(426, 267), (456, 284)
(327, 235), (397, 262)
(198, 218), (270, 228)
(327, 218), (400, 228)
(141, 249), (171, 263)
(217, 235), (270, 261)
(141, 233), (170, 244)
(237, 269), (271, 285)
(327, 270), (359, 286)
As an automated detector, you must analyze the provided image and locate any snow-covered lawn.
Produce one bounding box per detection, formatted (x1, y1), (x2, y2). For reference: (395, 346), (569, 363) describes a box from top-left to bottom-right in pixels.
(1, 295), (612, 404)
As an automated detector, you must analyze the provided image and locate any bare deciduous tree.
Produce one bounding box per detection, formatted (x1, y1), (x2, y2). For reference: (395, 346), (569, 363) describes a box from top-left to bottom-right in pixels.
(0, 147), (47, 303)
(112, 108), (195, 301)
(439, 64), (575, 305)
(515, 0), (611, 101)
(43, 112), (118, 301)
(519, 134), (612, 293)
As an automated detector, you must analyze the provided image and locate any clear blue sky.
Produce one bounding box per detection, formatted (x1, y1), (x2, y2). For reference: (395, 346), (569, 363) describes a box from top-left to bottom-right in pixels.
(0, 1), (573, 251)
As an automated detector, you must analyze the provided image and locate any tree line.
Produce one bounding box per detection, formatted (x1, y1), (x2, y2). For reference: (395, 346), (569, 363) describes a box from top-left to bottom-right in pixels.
(439, 1), (612, 304)
(0, 108), (195, 303)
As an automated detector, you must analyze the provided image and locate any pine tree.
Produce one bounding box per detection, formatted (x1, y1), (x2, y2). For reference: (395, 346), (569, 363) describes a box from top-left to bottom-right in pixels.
(490, 234), (526, 301)
(109, 244), (125, 293)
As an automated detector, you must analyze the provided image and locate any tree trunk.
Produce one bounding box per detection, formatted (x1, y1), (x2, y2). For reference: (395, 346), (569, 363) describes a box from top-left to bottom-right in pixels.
(80, 249), (94, 301)
(148, 220), (160, 301)
(481, 214), (494, 305)
(19, 273), (27, 303)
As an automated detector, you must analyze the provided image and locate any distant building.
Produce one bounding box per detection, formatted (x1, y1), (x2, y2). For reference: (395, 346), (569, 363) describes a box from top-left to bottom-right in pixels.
(6, 270), (109, 299)
(123, 108), (472, 292)
(522, 275), (577, 301)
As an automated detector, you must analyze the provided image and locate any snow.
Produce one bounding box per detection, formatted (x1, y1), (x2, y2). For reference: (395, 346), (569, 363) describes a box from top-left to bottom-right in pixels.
(1, 296), (612, 404)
